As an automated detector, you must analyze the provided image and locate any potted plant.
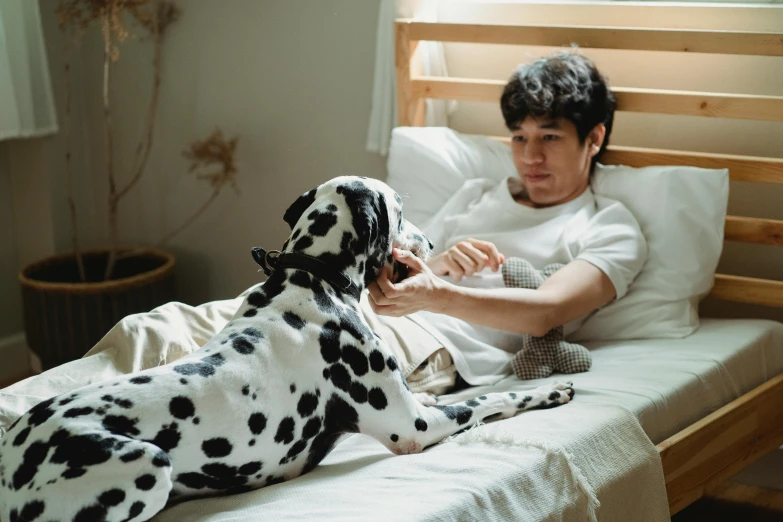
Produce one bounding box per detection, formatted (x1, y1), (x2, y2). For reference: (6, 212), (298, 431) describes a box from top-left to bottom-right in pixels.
(19, 0), (239, 371)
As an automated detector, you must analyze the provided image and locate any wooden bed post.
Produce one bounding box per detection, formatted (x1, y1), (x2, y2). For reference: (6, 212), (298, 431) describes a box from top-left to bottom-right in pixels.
(395, 20), (425, 127)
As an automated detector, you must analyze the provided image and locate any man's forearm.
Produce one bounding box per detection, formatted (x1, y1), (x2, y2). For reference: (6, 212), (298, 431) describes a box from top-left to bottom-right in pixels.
(432, 285), (555, 337)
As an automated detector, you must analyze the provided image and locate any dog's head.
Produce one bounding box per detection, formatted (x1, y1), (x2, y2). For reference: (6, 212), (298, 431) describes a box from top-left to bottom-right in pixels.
(282, 176), (432, 289)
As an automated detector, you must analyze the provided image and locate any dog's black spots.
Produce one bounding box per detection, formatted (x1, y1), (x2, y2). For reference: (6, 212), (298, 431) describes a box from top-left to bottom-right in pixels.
(101, 414), (140, 437)
(466, 399), (480, 407)
(101, 395), (114, 402)
(266, 475), (286, 487)
(548, 391), (561, 401)
(134, 473), (157, 491)
(176, 472), (208, 490)
(284, 187), (317, 229)
(283, 311), (306, 330)
(114, 398), (133, 409)
(319, 322), (342, 363)
(12, 427), (31, 447)
(62, 467), (87, 479)
(339, 308), (372, 341)
(369, 350), (385, 372)
(434, 405), (473, 425)
(243, 308), (258, 318)
(368, 388), (388, 411)
(247, 291), (271, 309)
(390, 434), (399, 442)
(322, 368), (330, 380)
(59, 396), (77, 406)
(95, 407), (108, 416)
(302, 394), (359, 475)
(11, 440), (49, 490)
(129, 376), (152, 385)
(170, 396), (196, 419)
(340, 231), (354, 251)
(249, 439), (256, 446)
(202, 437), (233, 458)
(27, 397), (56, 427)
(293, 236), (313, 252)
(290, 384), (296, 393)
(180, 378), (188, 385)
(248, 412), (267, 435)
(414, 418), (428, 432)
(252, 393), (257, 400)
(386, 357), (398, 372)
(341, 345), (369, 376)
(292, 228), (301, 240)
(120, 449), (144, 463)
(152, 451), (170, 467)
(99, 488), (126, 507)
(50, 433), (118, 474)
(509, 392), (517, 399)
(238, 461), (263, 476)
(284, 439), (308, 462)
(9, 500), (45, 522)
(243, 327), (263, 339)
(297, 392), (319, 417)
(63, 407), (94, 418)
(174, 362), (216, 377)
(328, 363), (351, 392)
(194, 417), (201, 425)
(349, 381), (368, 404)
(522, 395), (532, 403)
(478, 396), (487, 400)
(357, 260), (365, 275)
(202, 353), (226, 367)
(242, 385), (250, 395)
(128, 501), (146, 520)
(150, 423), (181, 452)
(73, 503), (108, 522)
(302, 417), (322, 439)
(274, 417), (296, 444)
(307, 208), (338, 237)
(232, 337), (255, 355)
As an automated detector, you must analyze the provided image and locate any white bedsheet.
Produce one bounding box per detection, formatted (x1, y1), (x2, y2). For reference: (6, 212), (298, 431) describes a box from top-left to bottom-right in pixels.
(2, 294), (781, 522)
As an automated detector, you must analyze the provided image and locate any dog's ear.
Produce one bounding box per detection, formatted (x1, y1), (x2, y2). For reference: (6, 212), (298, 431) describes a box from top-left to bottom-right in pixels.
(283, 188), (317, 230)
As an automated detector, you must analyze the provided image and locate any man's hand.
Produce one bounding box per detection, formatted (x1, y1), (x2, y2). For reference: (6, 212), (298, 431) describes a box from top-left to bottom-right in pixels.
(426, 238), (505, 282)
(368, 248), (448, 317)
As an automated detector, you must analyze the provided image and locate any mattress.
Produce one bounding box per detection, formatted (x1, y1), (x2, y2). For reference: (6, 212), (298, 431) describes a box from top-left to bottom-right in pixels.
(152, 318), (783, 521)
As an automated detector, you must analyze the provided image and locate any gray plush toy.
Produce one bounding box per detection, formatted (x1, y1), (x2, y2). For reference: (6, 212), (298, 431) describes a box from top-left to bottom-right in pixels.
(502, 258), (592, 380)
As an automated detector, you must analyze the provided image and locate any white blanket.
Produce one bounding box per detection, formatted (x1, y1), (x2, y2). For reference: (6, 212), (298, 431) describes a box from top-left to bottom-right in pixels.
(0, 294), (669, 522)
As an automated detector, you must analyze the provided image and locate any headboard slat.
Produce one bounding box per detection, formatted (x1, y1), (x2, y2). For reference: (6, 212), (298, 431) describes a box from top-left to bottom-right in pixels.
(710, 274), (783, 307)
(412, 77), (783, 122)
(725, 216), (783, 247)
(403, 20), (783, 56)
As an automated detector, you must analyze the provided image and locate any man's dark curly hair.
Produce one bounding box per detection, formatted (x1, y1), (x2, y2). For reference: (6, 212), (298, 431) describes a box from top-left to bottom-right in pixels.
(500, 51), (616, 174)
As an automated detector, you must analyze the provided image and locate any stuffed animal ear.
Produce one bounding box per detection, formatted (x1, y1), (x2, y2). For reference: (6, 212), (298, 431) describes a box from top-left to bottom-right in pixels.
(283, 188), (317, 230)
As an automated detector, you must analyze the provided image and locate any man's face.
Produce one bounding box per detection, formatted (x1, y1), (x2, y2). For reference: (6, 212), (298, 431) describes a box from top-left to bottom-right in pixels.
(510, 116), (603, 207)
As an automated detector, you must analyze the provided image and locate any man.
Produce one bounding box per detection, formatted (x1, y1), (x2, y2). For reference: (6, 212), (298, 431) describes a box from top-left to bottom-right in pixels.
(364, 51), (647, 392)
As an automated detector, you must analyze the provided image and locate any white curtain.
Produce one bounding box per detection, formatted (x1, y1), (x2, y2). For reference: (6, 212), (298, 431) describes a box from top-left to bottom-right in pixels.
(366, 0), (455, 156)
(0, 0), (58, 141)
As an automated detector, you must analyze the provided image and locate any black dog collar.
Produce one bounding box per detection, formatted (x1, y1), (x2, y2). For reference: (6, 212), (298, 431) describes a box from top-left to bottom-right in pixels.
(251, 247), (359, 295)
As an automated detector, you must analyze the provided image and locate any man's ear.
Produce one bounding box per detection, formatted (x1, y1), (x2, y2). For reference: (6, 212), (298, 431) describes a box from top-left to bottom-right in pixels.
(588, 123), (606, 157)
(283, 188), (317, 230)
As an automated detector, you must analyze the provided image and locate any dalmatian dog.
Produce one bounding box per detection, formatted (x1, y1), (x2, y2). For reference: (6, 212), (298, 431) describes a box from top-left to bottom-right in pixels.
(0, 176), (574, 522)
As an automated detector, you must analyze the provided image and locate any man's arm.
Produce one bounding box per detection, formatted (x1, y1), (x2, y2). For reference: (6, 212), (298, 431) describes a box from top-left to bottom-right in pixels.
(369, 250), (615, 337)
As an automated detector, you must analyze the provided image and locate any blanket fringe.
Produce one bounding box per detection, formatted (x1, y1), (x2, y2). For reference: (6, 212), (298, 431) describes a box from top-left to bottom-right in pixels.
(443, 421), (600, 522)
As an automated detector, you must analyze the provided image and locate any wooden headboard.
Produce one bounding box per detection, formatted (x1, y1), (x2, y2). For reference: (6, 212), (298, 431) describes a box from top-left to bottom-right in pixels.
(394, 17), (783, 310)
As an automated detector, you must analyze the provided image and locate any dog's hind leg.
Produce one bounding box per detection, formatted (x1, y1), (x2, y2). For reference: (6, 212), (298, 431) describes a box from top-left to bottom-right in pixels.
(359, 378), (574, 455)
(2, 435), (174, 522)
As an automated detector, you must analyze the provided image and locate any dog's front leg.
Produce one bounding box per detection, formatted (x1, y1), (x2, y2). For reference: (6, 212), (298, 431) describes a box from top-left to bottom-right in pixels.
(358, 373), (574, 455)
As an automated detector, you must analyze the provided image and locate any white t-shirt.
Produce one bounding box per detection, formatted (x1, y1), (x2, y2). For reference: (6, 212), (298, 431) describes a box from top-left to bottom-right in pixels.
(408, 177), (647, 385)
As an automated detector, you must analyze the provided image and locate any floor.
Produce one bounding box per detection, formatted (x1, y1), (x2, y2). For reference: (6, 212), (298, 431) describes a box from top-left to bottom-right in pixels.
(2, 372), (782, 521)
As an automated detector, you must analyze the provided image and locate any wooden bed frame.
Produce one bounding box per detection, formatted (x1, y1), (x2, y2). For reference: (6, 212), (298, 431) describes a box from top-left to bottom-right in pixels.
(393, 13), (783, 516)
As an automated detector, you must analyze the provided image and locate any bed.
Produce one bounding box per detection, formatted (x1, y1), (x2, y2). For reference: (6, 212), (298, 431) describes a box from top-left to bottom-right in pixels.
(2, 7), (783, 522)
(391, 9), (783, 516)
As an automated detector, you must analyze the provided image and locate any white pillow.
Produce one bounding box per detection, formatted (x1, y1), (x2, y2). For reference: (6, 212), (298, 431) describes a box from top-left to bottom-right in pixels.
(385, 126), (729, 341)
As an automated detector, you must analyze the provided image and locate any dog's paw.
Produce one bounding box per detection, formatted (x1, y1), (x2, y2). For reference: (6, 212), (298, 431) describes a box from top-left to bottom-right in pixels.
(413, 392), (438, 407)
(547, 381), (575, 404)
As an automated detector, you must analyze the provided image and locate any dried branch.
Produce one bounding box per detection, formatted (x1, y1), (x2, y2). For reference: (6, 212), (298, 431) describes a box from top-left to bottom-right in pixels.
(60, 10), (86, 282)
(116, 129), (240, 261)
(102, 13), (120, 281)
